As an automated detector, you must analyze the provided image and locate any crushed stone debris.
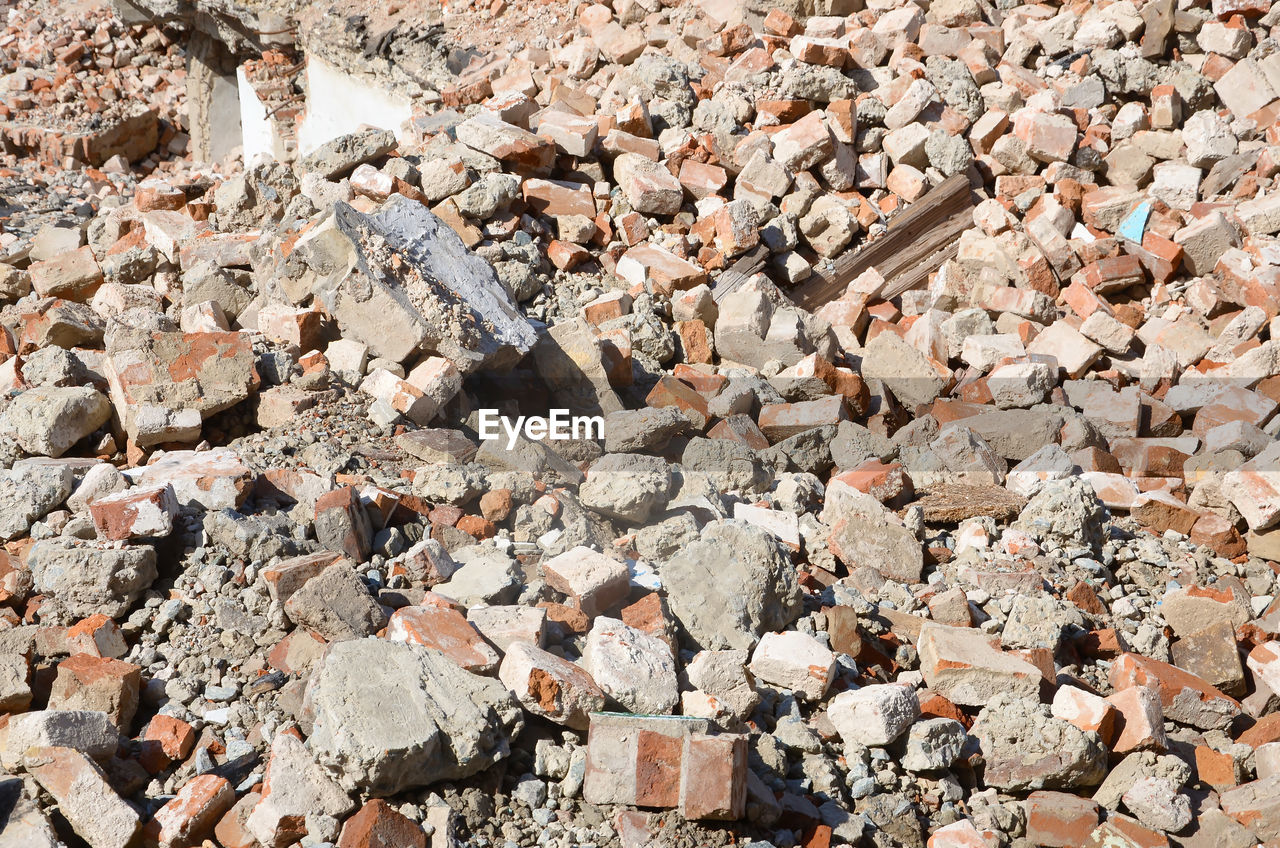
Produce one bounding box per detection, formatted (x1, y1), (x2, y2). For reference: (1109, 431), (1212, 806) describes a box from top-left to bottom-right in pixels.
(4, 0), (1280, 844)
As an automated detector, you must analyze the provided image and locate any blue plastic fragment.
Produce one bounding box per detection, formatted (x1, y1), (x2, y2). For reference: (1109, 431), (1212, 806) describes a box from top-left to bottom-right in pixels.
(1118, 201), (1151, 243)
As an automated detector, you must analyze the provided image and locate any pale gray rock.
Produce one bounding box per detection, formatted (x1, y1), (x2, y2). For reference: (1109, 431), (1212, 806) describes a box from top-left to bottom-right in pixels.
(0, 462), (74, 540)
(1093, 751), (1192, 809)
(1014, 476), (1108, 551)
(583, 616), (678, 714)
(821, 481), (924, 583)
(1123, 777), (1193, 833)
(579, 453), (673, 524)
(2, 710), (118, 769)
(433, 548), (522, 606)
(2, 387), (110, 458)
(602, 406), (689, 453)
(246, 733), (356, 846)
(305, 639), (522, 796)
(316, 197), (536, 372)
(681, 438), (771, 494)
(662, 520), (803, 651)
(828, 684), (920, 747)
(901, 718), (967, 772)
(0, 772), (62, 848)
(282, 561), (388, 641)
(971, 694), (1108, 791)
(682, 649), (760, 723)
(299, 127), (397, 179)
(27, 539), (156, 621)
(1001, 594), (1084, 652)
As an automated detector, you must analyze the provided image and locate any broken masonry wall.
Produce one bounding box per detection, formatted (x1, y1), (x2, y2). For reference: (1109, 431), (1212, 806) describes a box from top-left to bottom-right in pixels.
(238, 67), (288, 165)
(186, 30), (243, 164)
(296, 56), (413, 156)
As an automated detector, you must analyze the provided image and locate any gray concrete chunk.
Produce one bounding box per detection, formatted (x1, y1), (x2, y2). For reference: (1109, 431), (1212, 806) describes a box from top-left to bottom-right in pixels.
(305, 639), (522, 796)
(319, 196), (536, 373)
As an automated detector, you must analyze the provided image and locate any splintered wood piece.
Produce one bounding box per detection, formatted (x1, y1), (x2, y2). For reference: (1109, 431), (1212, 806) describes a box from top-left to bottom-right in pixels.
(789, 173), (976, 311)
(709, 245), (769, 303)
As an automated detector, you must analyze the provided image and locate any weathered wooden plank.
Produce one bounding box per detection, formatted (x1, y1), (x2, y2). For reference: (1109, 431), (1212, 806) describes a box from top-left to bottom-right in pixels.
(787, 173), (976, 312)
(877, 207), (974, 301)
(710, 244), (769, 303)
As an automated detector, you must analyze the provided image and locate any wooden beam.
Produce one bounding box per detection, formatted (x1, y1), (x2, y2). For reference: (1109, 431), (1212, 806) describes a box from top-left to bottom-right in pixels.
(710, 245), (769, 303)
(787, 173), (977, 312)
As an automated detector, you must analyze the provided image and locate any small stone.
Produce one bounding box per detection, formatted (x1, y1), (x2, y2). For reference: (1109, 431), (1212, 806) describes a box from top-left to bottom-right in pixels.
(2, 387), (111, 458)
(748, 630), (836, 701)
(1122, 776), (1192, 833)
(583, 616), (678, 714)
(498, 640), (605, 730)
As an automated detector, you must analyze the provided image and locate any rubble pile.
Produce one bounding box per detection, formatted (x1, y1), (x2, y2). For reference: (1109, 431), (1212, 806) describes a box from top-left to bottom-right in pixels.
(8, 0), (1280, 845)
(0, 2), (187, 168)
(0, 0), (193, 275)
